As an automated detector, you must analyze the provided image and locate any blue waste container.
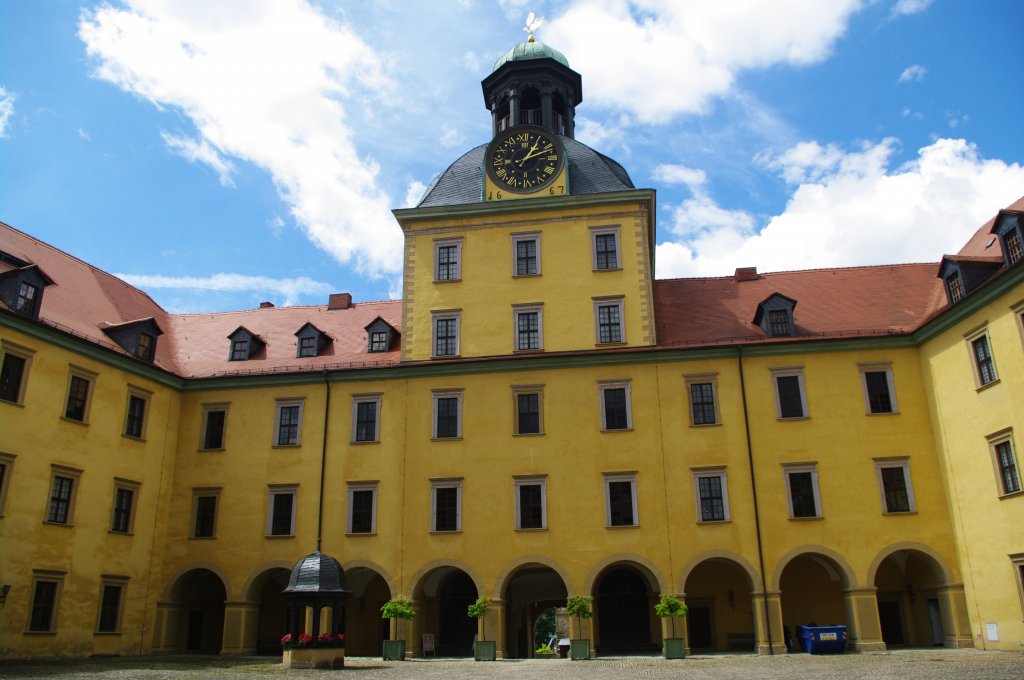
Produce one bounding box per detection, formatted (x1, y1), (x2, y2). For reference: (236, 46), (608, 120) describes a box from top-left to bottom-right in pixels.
(795, 625), (847, 654)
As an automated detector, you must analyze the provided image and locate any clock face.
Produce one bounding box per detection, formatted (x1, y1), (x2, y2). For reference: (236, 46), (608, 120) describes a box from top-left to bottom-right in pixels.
(485, 126), (565, 194)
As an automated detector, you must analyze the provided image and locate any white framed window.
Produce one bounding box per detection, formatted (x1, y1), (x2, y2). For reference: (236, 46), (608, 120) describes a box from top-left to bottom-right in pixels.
(1013, 300), (1024, 351)
(511, 232), (541, 277)
(771, 367), (808, 419)
(685, 373), (719, 426)
(432, 389), (463, 439)
(96, 576), (128, 634)
(591, 225), (621, 271)
(45, 464), (82, 525)
(783, 463), (821, 519)
(273, 398), (304, 446)
(62, 365), (96, 424)
(692, 468), (730, 522)
(347, 482), (378, 534)
(26, 570), (65, 633)
(513, 303), (544, 351)
(598, 379), (632, 431)
(874, 459), (916, 513)
(191, 488), (220, 538)
(434, 237), (463, 282)
(514, 476), (547, 530)
(964, 325), (998, 388)
(110, 478), (140, 534)
(200, 402), (229, 451)
(604, 473), (638, 527)
(351, 393), (383, 443)
(266, 485), (297, 537)
(430, 478), (462, 532)
(987, 429), (1021, 497)
(593, 297), (625, 344)
(860, 363), (898, 414)
(1012, 553), (1024, 618)
(0, 339), (34, 406)
(123, 385), (151, 440)
(0, 452), (14, 517)
(511, 384), (544, 435)
(432, 309), (461, 357)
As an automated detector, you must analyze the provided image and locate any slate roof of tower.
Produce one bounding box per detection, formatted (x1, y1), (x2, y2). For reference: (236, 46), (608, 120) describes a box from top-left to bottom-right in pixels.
(283, 551), (350, 595)
(416, 137), (635, 208)
(492, 41), (570, 71)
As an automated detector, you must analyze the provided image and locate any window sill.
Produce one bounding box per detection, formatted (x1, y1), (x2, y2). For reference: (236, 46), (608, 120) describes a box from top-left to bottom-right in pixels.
(0, 399), (25, 408)
(431, 355), (461, 360)
(606, 523), (639, 529)
(431, 436), (463, 442)
(432, 278), (462, 284)
(345, 531), (377, 537)
(429, 530), (462, 535)
(189, 535), (217, 540)
(881, 510), (918, 515)
(788, 516), (823, 521)
(513, 348), (544, 354)
(272, 444), (301, 449)
(998, 489), (1023, 500)
(121, 434), (147, 443)
(42, 520), (73, 528)
(513, 432), (545, 437)
(601, 427), (634, 433)
(595, 341), (627, 348)
(866, 411), (900, 417)
(107, 530), (134, 537)
(593, 267), (623, 273)
(198, 447), (225, 453)
(777, 416), (810, 422)
(265, 534), (296, 539)
(689, 422), (722, 428)
(60, 416), (89, 427)
(350, 440), (381, 445)
(23, 631), (57, 637)
(697, 519), (732, 525)
(976, 378), (1001, 392)
(93, 631), (123, 637)
(515, 527), (548, 532)
(512, 273), (541, 279)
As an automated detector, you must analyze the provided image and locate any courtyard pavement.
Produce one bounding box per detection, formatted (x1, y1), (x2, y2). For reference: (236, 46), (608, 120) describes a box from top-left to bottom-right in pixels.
(1, 649), (1022, 679)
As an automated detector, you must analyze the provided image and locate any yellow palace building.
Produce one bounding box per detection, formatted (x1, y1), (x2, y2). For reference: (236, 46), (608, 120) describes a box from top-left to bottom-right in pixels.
(1, 39), (1023, 659)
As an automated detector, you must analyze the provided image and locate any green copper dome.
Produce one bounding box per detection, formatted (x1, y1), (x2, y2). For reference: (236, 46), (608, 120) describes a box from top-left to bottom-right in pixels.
(492, 40), (569, 72)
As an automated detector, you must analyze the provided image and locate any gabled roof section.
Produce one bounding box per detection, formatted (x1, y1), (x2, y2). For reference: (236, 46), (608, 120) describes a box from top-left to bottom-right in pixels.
(751, 292), (797, 326)
(364, 315), (399, 334)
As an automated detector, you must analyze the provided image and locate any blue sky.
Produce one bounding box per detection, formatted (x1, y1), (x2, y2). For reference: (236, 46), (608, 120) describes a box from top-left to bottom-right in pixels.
(1, 0), (1022, 313)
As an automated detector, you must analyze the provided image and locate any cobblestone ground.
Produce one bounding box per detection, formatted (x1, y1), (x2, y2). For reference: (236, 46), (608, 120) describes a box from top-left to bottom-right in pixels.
(1, 649), (1022, 680)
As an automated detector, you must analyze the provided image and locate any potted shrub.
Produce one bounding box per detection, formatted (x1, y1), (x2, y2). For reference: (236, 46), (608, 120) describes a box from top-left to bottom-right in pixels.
(565, 595), (593, 660)
(534, 642), (557, 659)
(654, 595), (688, 659)
(467, 596), (496, 661)
(380, 598), (416, 660)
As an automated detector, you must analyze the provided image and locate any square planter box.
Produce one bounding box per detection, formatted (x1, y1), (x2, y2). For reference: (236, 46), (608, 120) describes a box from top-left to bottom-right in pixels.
(569, 639), (590, 660)
(382, 639), (406, 660)
(663, 637), (686, 659)
(283, 646), (345, 669)
(534, 652), (558, 659)
(474, 640), (497, 661)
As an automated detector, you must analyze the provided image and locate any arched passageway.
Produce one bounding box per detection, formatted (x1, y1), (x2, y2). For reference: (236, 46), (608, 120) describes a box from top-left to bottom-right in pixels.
(412, 566), (479, 657)
(683, 558), (757, 653)
(594, 564), (659, 655)
(874, 550), (948, 648)
(170, 568), (227, 654)
(247, 568), (289, 655)
(343, 567), (392, 656)
(779, 553), (849, 649)
(501, 563), (568, 658)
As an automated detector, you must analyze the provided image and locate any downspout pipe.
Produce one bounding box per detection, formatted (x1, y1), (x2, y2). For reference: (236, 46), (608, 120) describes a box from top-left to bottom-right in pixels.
(739, 347), (774, 655)
(317, 370), (331, 552)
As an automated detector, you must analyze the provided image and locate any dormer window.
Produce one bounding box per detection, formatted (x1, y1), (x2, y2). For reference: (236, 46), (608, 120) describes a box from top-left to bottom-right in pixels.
(294, 323), (331, 358)
(16, 282), (38, 315)
(135, 333), (154, 361)
(946, 271), (964, 303)
(364, 316), (399, 353)
(993, 211), (1024, 267)
(0, 263), (54, 319)
(231, 339), (249, 361)
(99, 318), (163, 364)
(227, 327), (264, 361)
(937, 256), (1000, 306)
(753, 293), (797, 339)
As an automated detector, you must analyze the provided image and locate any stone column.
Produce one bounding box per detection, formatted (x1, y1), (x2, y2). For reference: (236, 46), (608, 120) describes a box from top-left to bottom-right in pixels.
(541, 89), (554, 131)
(508, 88), (520, 128)
(752, 591), (787, 655)
(408, 598), (424, 658)
(151, 601), (184, 653)
(490, 598), (506, 659)
(221, 600), (259, 655)
(936, 583), (974, 648)
(843, 587), (885, 651)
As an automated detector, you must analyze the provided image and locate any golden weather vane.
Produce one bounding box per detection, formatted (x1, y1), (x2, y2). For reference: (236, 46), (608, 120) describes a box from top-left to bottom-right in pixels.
(523, 12), (544, 43)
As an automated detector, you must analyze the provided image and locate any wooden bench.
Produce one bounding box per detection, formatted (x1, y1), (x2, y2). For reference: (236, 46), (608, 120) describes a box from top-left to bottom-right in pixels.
(727, 632), (756, 651)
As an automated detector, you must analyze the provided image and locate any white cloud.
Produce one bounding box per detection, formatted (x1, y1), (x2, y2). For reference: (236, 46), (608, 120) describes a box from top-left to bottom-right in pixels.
(114, 272), (333, 307)
(891, 0), (933, 17)
(653, 163), (755, 237)
(652, 164), (708, 189)
(575, 115), (630, 153)
(439, 123), (463, 148)
(161, 131), (236, 187)
(898, 64), (927, 83)
(656, 137), (1024, 278)
(79, 0), (404, 277)
(267, 215), (286, 236)
(404, 180), (427, 208)
(0, 86), (15, 137)
(544, 0), (863, 122)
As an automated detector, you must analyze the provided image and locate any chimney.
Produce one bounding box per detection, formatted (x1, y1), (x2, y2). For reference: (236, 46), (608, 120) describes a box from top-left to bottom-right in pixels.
(734, 267), (758, 282)
(328, 293), (352, 310)
(259, 301), (275, 308)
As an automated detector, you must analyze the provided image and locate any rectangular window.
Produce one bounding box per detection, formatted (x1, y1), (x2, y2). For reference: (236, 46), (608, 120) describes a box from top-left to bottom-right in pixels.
(1012, 554), (1024, 618)
(63, 367), (96, 423)
(0, 341), (33, 405)
(352, 394), (382, 443)
(772, 368), (808, 419)
(874, 459), (916, 513)
(347, 483), (378, 534)
(431, 480), (462, 532)
(513, 304), (543, 351)
(434, 238), (462, 282)
(123, 387), (151, 439)
(685, 374), (719, 426)
(267, 486), (297, 537)
(1005, 228), (1023, 265)
(513, 386), (543, 435)
(110, 479), (140, 534)
(231, 339), (249, 361)
(591, 227), (620, 270)
(593, 298), (625, 344)
(970, 333), (998, 387)
(512, 233), (540, 276)
(27, 572), (64, 633)
(0, 452), (14, 517)
(514, 477), (547, 530)
(46, 466), (82, 525)
(861, 365), (897, 414)
(432, 310), (461, 357)
(135, 333), (153, 361)
(191, 490), (219, 538)
(693, 469), (730, 522)
(200, 404), (228, 450)
(599, 380), (632, 431)
(370, 331), (388, 352)
(946, 272), (964, 303)
(768, 309), (791, 337)
(96, 579), (127, 633)
(604, 473), (638, 527)
(432, 389), (463, 439)
(298, 335), (317, 357)
(784, 464), (821, 518)
(274, 399), (304, 446)
(16, 281), (39, 315)
(988, 430), (1022, 497)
